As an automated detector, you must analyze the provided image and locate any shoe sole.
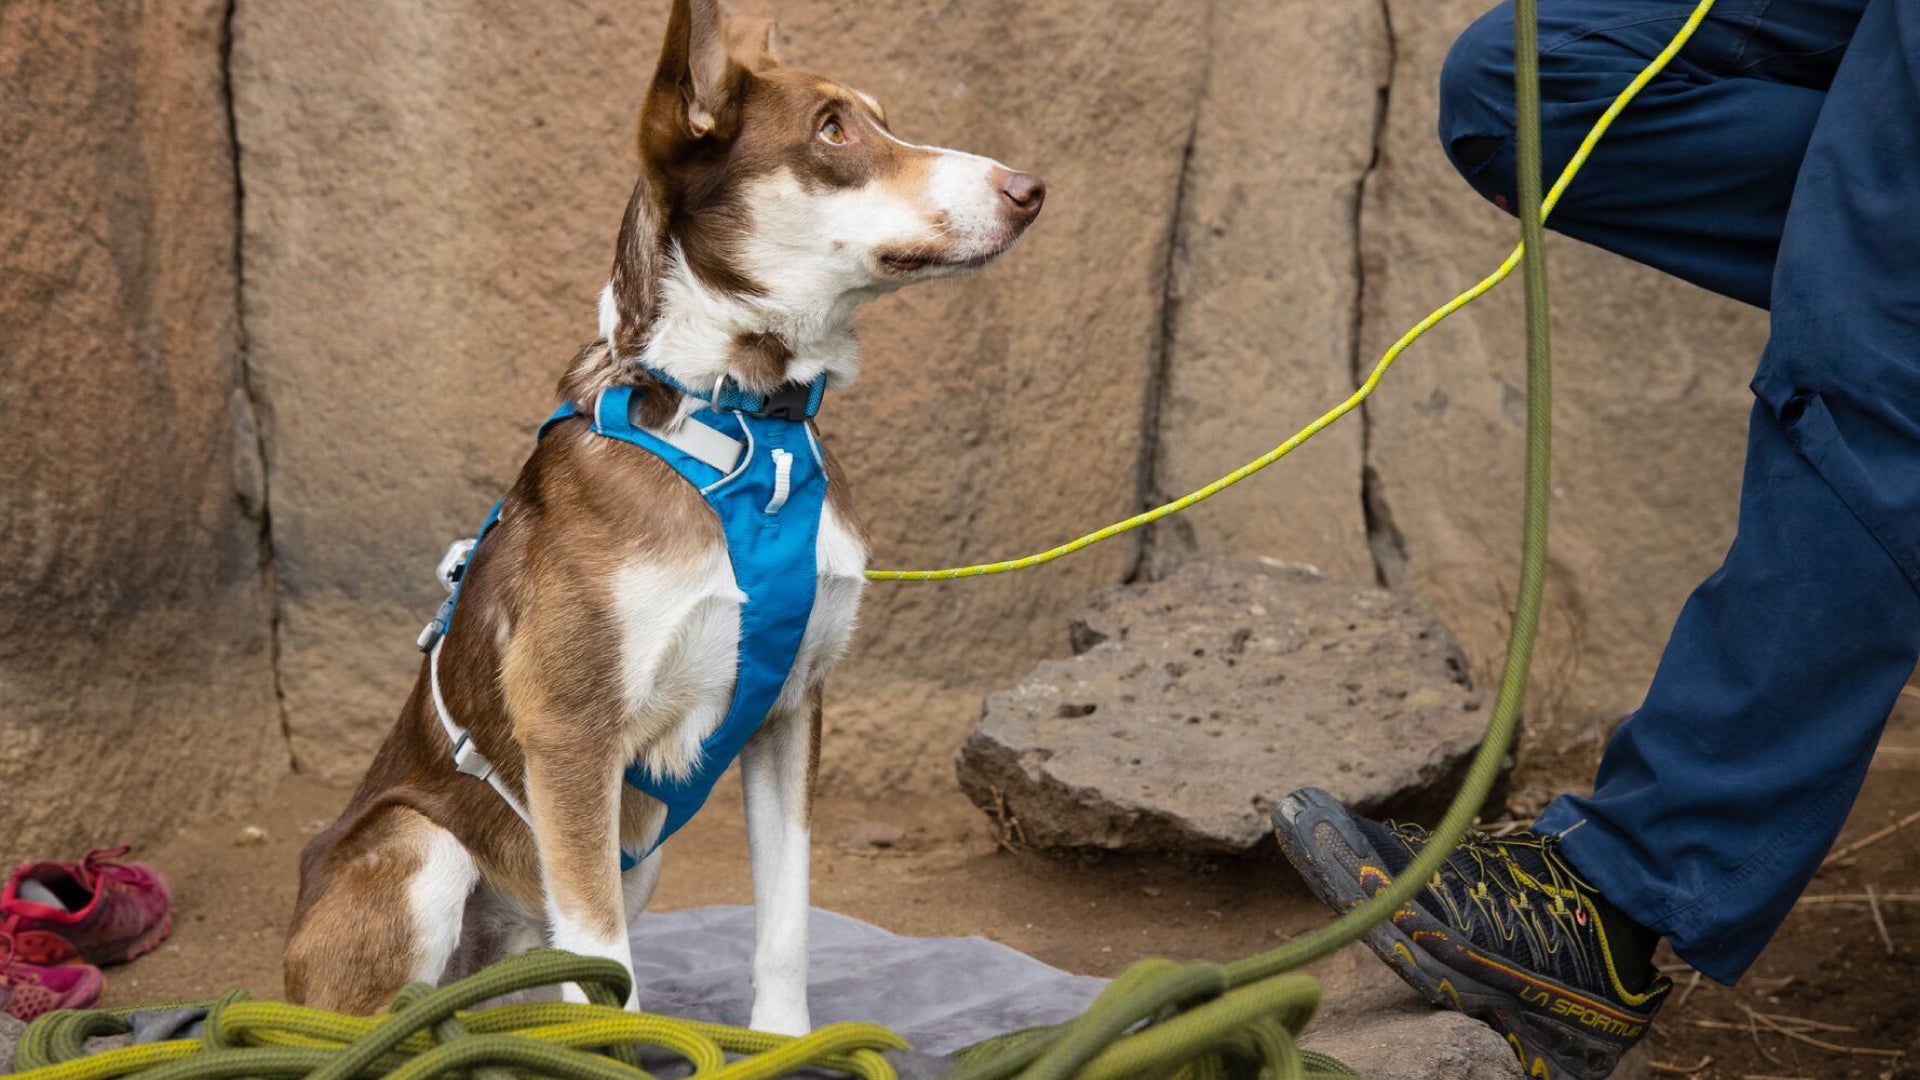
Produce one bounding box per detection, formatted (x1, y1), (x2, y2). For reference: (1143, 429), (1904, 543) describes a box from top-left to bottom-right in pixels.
(118, 910), (173, 964)
(65, 964), (105, 1010)
(1272, 790), (1652, 1080)
(75, 910), (174, 968)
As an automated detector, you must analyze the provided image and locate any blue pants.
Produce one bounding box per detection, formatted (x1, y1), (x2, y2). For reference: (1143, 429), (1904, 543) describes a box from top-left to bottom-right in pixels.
(1439, 0), (1920, 982)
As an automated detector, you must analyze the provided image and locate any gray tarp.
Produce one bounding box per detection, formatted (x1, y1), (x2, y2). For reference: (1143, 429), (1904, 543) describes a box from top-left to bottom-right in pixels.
(1, 907), (1108, 1077)
(2, 907), (1526, 1078)
(629, 906), (1107, 1054)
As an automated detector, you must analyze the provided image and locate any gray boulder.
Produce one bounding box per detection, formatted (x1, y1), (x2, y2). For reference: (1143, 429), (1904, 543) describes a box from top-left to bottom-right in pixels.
(1301, 983), (1523, 1079)
(957, 558), (1493, 853)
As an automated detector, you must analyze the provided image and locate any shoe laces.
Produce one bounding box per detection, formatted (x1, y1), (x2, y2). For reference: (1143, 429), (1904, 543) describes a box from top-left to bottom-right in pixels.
(79, 845), (136, 883)
(1388, 822), (1599, 975)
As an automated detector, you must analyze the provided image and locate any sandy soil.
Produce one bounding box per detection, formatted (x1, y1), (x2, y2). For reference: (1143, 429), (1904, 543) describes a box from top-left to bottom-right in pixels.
(92, 704), (1920, 1079)
(110, 774), (1341, 1002)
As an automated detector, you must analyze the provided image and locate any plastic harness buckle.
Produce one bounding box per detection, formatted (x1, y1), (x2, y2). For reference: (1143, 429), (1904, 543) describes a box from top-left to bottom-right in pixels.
(450, 733), (495, 780)
(756, 381), (815, 421)
(416, 595), (454, 652)
(417, 538), (478, 652)
(436, 538), (477, 591)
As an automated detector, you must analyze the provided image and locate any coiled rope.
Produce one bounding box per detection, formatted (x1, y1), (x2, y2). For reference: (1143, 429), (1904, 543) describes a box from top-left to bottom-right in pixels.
(11, 1), (1715, 1076)
(10, 951), (908, 1080)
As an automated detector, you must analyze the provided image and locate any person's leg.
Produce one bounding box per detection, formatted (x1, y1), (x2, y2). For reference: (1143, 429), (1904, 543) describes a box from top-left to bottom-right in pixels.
(1536, 0), (1920, 983)
(1438, 0), (1865, 308)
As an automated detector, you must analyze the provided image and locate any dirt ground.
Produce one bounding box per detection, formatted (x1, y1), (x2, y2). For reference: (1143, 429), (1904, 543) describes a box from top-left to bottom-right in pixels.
(95, 704), (1919, 1079)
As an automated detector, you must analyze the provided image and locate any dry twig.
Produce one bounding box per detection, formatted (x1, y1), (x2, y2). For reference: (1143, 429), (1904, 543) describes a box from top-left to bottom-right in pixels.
(1746, 1009), (1784, 1068)
(1675, 968), (1704, 1009)
(986, 786), (1029, 852)
(1742, 1005), (1905, 1059)
(1866, 884), (1896, 956)
(1647, 1057), (1712, 1076)
(1822, 807), (1920, 868)
(1479, 818), (1528, 837)
(1688, 1016), (1860, 1036)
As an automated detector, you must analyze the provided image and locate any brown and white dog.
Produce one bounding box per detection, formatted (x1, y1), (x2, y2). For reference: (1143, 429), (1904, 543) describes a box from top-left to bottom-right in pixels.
(284, 0), (1042, 1034)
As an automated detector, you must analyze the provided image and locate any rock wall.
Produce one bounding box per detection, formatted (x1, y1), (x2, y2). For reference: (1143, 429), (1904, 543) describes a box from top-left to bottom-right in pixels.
(1144, 0), (1386, 583)
(0, 0), (284, 862)
(230, 0), (1215, 785)
(1360, 0), (1763, 770)
(1, 0), (1769, 844)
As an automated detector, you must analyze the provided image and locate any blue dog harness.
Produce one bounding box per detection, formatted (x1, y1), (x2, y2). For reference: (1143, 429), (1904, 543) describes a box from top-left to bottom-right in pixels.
(419, 370), (830, 868)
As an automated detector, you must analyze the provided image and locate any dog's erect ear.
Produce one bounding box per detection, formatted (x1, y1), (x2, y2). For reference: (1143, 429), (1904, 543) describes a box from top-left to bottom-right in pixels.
(644, 0), (747, 146)
(561, 169), (665, 407)
(608, 175), (667, 357)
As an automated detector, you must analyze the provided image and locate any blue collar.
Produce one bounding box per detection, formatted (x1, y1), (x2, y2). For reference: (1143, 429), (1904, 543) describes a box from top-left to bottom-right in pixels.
(638, 364), (828, 421)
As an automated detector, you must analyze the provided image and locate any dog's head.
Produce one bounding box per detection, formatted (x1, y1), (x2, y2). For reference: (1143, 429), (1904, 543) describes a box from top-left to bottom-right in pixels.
(597, 0), (1044, 383)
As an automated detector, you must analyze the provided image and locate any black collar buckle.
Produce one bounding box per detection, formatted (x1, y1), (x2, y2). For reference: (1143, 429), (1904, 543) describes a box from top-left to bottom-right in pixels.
(756, 381), (815, 421)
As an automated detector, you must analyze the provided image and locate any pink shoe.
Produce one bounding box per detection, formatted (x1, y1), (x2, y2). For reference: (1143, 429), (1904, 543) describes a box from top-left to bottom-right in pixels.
(0, 933), (102, 1022)
(2, 845), (172, 967)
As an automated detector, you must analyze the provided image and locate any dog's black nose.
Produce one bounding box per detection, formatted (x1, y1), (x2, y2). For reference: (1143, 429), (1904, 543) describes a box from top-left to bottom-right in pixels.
(994, 168), (1046, 217)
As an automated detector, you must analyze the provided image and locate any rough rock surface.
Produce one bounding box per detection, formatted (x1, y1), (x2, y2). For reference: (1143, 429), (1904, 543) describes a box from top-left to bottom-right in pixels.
(0, 1), (283, 861)
(225, 0), (1766, 793)
(1359, 0), (1766, 764)
(2, 0), (1776, 837)
(1143, 0), (1386, 581)
(957, 559), (1488, 853)
(230, 0), (1220, 782)
(1302, 983), (1523, 1079)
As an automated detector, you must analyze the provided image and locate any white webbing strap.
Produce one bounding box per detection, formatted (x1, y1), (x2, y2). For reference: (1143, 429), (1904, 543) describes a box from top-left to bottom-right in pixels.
(594, 387), (746, 473)
(430, 637), (534, 828)
(663, 417), (745, 473)
(764, 449), (793, 514)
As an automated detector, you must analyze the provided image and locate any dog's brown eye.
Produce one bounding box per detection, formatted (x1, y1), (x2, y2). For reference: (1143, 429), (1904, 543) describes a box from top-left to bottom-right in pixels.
(818, 116), (846, 145)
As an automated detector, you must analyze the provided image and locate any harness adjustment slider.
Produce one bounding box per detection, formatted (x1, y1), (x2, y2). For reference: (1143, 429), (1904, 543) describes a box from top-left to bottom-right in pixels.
(437, 538), (477, 593)
(450, 734), (496, 780)
(417, 593), (457, 653)
(417, 538), (478, 653)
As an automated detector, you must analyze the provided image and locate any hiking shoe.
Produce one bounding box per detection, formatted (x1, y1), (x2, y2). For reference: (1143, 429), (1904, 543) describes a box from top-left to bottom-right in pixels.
(0, 933), (103, 1022)
(2, 846), (172, 967)
(1273, 788), (1670, 1080)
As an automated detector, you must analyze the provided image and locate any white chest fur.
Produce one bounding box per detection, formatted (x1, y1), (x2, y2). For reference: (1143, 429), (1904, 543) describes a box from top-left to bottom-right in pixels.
(608, 497), (867, 787)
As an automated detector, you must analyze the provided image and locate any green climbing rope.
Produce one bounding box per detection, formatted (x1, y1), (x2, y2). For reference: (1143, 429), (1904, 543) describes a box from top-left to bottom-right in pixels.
(10, 952), (909, 1080)
(8, 0), (1718, 1076)
(938, 0), (1564, 1074)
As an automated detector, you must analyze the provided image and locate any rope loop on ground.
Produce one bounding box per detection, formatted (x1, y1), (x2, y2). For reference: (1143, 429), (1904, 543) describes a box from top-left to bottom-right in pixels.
(9, 952), (909, 1080)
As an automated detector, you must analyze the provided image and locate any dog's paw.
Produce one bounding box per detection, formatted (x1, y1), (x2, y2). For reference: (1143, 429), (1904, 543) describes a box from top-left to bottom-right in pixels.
(560, 980), (640, 1010)
(748, 1004), (812, 1038)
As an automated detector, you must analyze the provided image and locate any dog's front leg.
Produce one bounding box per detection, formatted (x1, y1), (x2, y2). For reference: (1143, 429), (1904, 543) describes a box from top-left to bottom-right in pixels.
(515, 704), (636, 1007)
(740, 687), (821, 1034)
